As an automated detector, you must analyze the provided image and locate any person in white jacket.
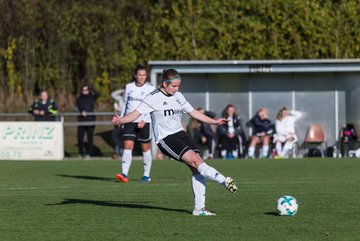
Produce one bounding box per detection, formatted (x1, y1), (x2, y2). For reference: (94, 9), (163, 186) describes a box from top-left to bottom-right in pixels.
(273, 107), (302, 158)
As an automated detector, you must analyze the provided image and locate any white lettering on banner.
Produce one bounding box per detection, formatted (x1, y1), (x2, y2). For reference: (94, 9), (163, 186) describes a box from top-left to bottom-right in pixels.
(2, 125), (55, 140)
(0, 122), (64, 160)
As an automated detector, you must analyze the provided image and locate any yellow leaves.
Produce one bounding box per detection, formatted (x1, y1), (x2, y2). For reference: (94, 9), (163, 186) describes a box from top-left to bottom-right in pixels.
(94, 71), (111, 101)
(1, 39), (22, 96)
(3, 39), (17, 60)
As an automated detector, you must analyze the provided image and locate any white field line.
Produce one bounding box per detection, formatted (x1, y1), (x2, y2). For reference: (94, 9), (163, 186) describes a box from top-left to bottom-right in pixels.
(0, 183), (187, 191)
(0, 179), (358, 192)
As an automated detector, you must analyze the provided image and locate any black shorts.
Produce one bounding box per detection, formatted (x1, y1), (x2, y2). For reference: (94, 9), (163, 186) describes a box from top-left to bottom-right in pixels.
(121, 123), (151, 143)
(157, 130), (199, 161)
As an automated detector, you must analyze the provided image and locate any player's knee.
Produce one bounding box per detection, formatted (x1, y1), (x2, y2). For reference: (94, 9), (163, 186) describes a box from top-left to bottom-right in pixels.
(141, 143), (151, 152)
(182, 151), (202, 168)
(123, 142), (134, 149)
(191, 154), (203, 168)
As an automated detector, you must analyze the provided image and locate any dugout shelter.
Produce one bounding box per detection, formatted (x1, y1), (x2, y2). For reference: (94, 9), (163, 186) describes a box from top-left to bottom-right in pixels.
(149, 59), (360, 147)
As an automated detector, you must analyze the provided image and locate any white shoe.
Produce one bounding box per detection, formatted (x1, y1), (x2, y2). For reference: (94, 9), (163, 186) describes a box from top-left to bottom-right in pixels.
(192, 208), (216, 216)
(225, 177), (238, 193)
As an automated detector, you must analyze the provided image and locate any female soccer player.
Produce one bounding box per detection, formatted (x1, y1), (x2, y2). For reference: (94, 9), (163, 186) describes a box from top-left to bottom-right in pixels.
(115, 65), (155, 183)
(112, 69), (238, 216)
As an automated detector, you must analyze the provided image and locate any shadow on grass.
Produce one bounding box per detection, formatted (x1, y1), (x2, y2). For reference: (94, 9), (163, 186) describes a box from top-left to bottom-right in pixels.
(56, 174), (116, 182)
(47, 198), (192, 214)
(264, 211), (279, 216)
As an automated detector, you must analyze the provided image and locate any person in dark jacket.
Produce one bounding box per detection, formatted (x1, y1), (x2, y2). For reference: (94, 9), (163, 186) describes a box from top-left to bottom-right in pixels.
(75, 85), (100, 159)
(188, 107), (217, 159)
(28, 90), (58, 121)
(217, 104), (246, 159)
(247, 108), (274, 158)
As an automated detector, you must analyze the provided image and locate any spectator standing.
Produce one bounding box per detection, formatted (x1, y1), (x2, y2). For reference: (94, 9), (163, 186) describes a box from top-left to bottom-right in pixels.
(28, 90), (58, 121)
(247, 108), (274, 158)
(75, 84), (100, 159)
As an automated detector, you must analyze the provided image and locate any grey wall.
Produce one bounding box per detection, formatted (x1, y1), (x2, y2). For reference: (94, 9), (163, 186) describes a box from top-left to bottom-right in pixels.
(342, 73), (360, 129)
(157, 72), (359, 146)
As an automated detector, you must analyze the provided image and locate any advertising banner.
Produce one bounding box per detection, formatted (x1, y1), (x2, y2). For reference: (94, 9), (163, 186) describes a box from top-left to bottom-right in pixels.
(0, 122), (64, 160)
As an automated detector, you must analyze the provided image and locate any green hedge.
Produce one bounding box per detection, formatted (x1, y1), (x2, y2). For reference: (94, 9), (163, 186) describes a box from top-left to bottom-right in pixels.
(0, 0), (359, 110)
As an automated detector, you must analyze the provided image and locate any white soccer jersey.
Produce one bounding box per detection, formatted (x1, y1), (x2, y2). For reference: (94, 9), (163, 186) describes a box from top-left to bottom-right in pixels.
(136, 89), (194, 143)
(121, 82), (155, 123)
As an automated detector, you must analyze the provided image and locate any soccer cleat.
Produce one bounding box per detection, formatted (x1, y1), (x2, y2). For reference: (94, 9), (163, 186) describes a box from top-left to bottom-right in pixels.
(115, 173), (129, 183)
(225, 177), (238, 193)
(192, 208), (216, 216)
(141, 176), (151, 183)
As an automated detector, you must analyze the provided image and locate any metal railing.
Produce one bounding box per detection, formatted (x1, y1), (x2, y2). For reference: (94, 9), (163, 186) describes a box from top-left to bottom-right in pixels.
(0, 112), (116, 126)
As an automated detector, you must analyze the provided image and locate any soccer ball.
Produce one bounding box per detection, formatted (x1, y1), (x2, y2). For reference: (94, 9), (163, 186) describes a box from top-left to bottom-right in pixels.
(276, 195), (298, 216)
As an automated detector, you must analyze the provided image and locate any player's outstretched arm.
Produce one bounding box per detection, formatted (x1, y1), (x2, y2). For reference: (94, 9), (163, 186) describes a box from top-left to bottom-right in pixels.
(112, 111), (141, 125)
(189, 109), (229, 125)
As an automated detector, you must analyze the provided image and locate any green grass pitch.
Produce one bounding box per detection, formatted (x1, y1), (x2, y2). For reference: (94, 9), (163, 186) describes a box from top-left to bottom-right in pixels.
(0, 158), (359, 241)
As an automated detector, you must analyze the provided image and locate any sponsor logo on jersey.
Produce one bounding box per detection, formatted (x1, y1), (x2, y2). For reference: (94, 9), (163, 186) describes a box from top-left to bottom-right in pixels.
(164, 108), (186, 116)
(127, 96), (142, 101)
